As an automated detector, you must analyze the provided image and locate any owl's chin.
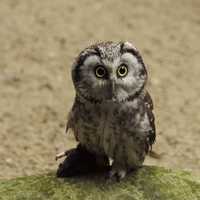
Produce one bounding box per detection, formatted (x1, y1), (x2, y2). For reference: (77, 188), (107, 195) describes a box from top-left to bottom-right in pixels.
(100, 94), (137, 103)
(108, 95), (132, 103)
(78, 92), (139, 104)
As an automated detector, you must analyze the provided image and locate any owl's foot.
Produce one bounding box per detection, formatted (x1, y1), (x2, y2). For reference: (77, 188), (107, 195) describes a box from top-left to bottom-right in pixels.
(56, 144), (110, 177)
(108, 168), (127, 182)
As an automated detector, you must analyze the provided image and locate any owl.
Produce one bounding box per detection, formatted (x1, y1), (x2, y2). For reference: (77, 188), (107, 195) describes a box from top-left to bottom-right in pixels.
(56, 41), (156, 180)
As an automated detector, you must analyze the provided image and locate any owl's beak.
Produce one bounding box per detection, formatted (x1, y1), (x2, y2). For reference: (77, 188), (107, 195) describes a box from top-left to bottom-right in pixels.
(111, 80), (117, 101)
(111, 81), (115, 93)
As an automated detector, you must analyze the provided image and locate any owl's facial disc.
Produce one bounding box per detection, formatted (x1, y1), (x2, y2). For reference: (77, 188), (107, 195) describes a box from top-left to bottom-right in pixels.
(72, 42), (147, 103)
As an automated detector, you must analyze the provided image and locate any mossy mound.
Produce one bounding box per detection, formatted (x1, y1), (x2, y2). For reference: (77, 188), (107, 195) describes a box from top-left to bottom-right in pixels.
(0, 166), (199, 200)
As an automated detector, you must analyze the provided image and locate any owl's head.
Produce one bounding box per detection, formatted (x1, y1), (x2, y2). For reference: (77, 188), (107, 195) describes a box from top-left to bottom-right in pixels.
(72, 41), (147, 103)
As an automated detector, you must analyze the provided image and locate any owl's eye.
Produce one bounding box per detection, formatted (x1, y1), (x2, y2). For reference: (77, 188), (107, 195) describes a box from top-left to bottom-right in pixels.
(117, 64), (128, 77)
(95, 66), (106, 78)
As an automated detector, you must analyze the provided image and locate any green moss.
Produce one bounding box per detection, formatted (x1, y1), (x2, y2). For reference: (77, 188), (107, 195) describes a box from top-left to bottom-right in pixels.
(0, 166), (199, 200)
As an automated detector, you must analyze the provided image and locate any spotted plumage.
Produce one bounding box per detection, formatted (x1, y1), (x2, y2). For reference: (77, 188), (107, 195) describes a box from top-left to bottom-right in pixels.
(61, 41), (156, 180)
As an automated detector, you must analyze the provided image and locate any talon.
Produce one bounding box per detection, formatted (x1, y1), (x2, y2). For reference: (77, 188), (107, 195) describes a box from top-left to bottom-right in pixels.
(108, 169), (127, 182)
(117, 170), (126, 180)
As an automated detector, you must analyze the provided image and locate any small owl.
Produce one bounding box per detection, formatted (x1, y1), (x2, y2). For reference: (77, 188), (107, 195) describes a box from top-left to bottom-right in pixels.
(57, 41), (156, 180)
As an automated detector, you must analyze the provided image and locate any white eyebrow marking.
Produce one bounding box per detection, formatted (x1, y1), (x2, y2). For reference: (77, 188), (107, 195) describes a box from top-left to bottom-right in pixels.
(121, 52), (138, 65)
(83, 55), (101, 66)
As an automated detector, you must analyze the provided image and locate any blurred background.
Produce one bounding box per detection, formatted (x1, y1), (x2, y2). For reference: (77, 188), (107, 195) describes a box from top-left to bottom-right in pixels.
(0, 0), (199, 179)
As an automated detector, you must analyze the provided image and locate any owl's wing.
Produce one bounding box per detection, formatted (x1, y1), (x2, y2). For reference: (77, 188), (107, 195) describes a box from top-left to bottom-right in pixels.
(65, 110), (73, 133)
(144, 91), (156, 153)
(66, 102), (79, 142)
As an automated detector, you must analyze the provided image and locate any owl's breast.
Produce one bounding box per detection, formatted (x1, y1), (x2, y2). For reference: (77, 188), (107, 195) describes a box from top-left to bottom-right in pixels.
(74, 101), (116, 155)
(73, 102), (103, 154)
(74, 99), (149, 158)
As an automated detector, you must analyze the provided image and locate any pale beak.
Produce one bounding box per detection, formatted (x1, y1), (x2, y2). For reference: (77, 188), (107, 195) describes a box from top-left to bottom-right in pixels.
(111, 81), (115, 93)
(111, 80), (117, 101)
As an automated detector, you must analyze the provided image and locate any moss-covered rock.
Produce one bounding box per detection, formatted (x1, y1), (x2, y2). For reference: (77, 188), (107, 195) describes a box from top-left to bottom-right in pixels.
(0, 166), (199, 200)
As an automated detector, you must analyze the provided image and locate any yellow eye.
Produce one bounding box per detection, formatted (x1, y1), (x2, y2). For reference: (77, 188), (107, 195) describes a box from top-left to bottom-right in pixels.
(95, 66), (106, 78)
(117, 65), (128, 77)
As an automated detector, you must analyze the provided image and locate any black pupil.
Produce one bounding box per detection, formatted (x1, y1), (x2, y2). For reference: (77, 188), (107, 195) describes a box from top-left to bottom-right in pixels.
(97, 67), (105, 76)
(119, 67), (126, 75)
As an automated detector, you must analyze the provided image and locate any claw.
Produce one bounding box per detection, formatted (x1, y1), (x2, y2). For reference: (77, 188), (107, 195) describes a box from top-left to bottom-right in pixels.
(108, 169), (127, 182)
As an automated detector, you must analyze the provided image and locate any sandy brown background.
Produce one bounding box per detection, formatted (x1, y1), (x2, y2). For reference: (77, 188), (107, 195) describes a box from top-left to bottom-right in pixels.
(0, 0), (199, 179)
